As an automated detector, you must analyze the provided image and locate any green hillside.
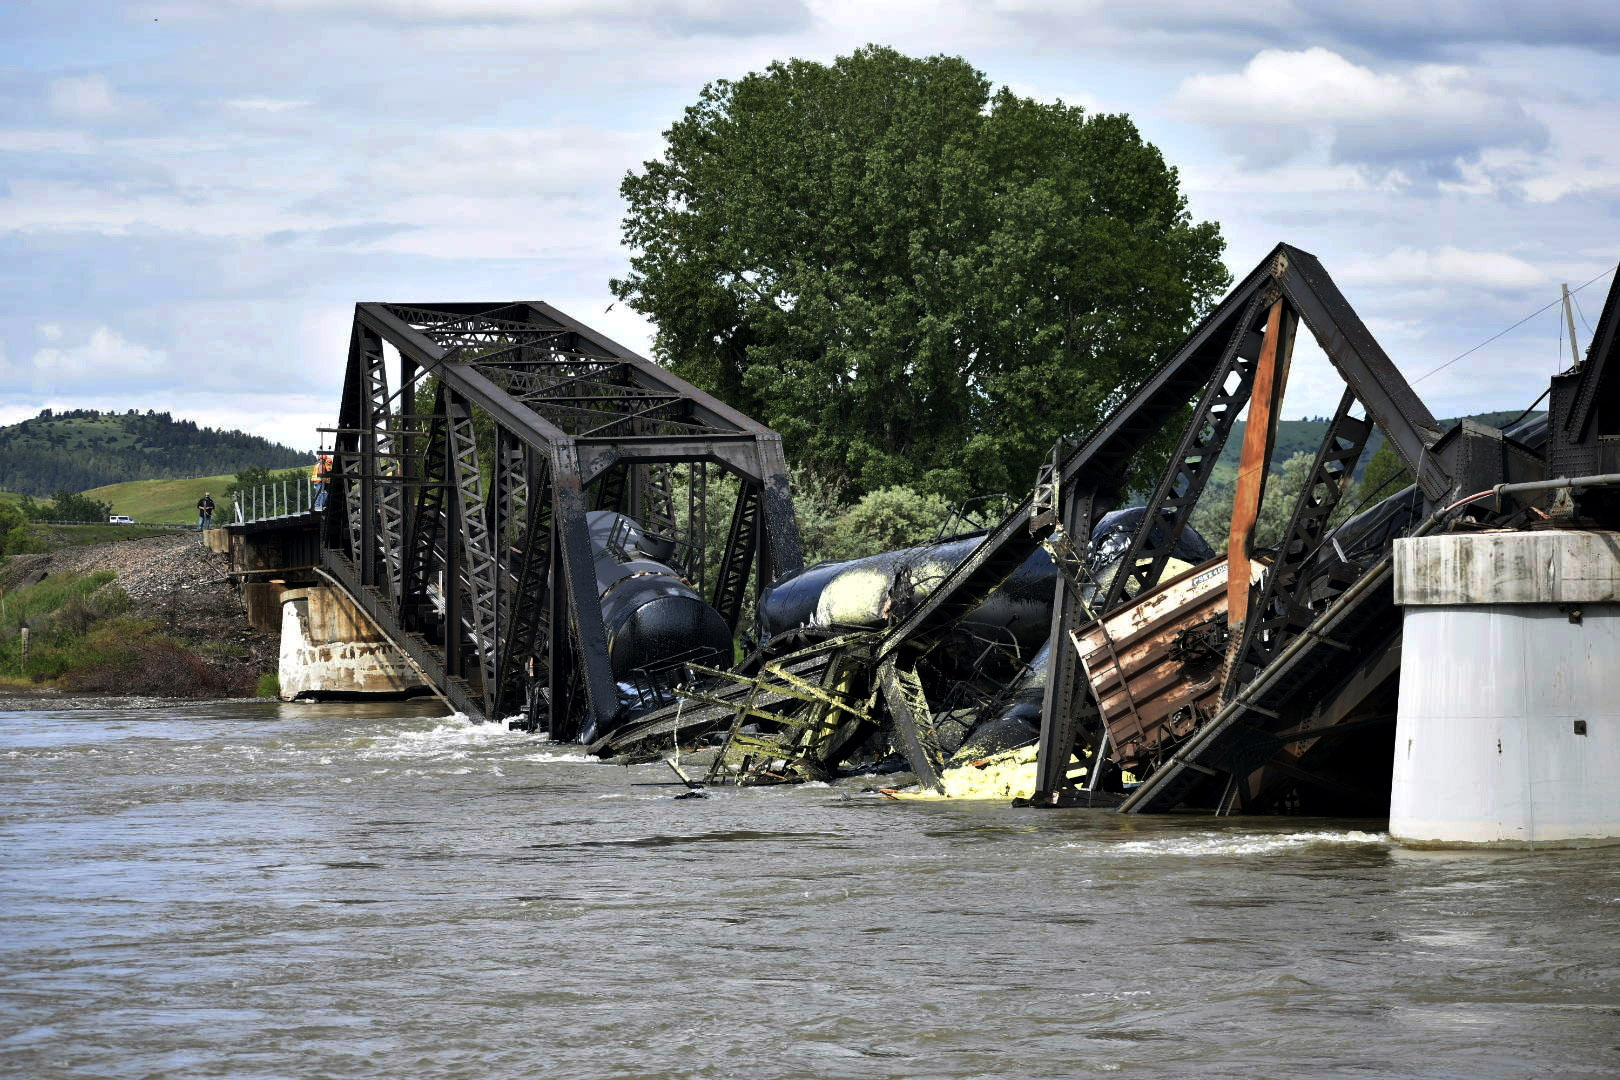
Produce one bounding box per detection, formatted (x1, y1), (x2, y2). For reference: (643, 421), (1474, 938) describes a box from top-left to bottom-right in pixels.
(84, 473), (240, 524)
(1213, 410), (1542, 483)
(0, 408), (309, 497)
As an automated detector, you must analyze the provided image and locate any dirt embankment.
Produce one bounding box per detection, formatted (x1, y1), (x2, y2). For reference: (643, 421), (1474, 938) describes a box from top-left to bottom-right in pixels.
(1, 532), (278, 701)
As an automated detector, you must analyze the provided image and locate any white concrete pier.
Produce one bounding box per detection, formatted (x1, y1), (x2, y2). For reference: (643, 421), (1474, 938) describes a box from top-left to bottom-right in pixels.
(1391, 529), (1620, 847)
(278, 585), (429, 701)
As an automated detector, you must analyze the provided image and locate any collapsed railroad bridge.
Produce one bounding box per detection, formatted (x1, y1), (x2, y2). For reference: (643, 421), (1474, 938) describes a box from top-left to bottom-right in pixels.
(228, 242), (1620, 821)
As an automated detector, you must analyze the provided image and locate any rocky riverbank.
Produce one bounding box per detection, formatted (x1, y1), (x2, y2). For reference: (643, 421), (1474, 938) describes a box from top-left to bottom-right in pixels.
(0, 531), (278, 696)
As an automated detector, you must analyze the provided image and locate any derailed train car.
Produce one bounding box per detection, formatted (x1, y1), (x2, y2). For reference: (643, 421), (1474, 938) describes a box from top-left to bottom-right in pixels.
(588, 244), (1578, 816)
(590, 506), (1216, 793)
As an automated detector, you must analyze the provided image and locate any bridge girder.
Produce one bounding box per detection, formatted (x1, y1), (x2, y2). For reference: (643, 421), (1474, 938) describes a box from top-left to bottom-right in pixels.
(869, 243), (1546, 810)
(323, 300), (803, 741)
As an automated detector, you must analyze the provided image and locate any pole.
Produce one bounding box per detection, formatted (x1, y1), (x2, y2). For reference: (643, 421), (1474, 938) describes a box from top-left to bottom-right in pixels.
(1562, 283), (1581, 369)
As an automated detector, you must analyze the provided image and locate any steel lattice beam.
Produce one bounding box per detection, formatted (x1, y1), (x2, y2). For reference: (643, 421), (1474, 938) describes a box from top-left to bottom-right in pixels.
(324, 299), (804, 739)
(870, 244), (1484, 806)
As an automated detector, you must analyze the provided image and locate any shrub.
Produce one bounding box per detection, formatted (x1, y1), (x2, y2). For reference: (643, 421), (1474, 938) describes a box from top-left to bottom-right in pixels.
(63, 642), (221, 696)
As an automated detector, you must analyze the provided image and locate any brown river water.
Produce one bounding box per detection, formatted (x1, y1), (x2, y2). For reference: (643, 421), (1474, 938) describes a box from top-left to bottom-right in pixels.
(3, 701), (1618, 1079)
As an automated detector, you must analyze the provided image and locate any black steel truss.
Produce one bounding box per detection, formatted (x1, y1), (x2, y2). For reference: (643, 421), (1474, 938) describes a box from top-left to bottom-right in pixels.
(872, 244), (1520, 805)
(1221, 386), (1372, 695)
(324, 300), (803, 741)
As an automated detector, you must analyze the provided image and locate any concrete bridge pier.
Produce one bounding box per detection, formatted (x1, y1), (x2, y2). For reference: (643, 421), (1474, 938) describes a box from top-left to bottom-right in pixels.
(1391, 529), (1620, 847)
(277, 585), (430, 702)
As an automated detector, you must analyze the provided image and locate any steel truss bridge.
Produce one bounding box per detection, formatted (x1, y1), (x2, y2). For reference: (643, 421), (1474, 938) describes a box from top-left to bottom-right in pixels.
(278, 243), (1611, 813)
(870, 243), (1566, 812)
(317, 300), (802, 742)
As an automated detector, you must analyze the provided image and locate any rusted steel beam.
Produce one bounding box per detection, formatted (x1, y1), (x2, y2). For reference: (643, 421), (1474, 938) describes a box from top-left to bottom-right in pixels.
(1224, 297), (1294, 638)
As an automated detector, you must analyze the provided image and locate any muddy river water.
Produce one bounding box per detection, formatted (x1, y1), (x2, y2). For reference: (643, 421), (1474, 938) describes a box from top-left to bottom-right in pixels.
(3, 701), (1618, 1078)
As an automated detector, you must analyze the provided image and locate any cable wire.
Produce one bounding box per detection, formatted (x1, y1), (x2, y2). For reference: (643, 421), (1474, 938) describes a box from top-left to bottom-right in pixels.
(1410, 265), (1616, 386)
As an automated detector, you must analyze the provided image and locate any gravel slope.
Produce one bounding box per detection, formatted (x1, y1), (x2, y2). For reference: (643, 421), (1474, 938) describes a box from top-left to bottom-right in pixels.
(2, 532), (278, 694)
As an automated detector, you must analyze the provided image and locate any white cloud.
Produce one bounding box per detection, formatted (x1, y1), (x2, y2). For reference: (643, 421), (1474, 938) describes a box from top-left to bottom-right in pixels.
(0, 130), (98, 154)
(1174, 48), (1546, 177)
(1292, 1), (1620, 55)
(0, 123), (649, 261)
(991, 1), (1620, 56)
(223, 97), (312, 112)
(47, 74), (140, 124)
(237, 0), (809, 33)
(1341, 246), (1548, 293)
(6, 327), (182, 397)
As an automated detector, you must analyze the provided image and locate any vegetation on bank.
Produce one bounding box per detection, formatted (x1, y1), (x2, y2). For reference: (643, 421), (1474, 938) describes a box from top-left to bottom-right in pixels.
(0, 571), (249, 696)
(25, 523), (177, 548)
(3, 498), (176, 558)
(15, 489), (114, 523)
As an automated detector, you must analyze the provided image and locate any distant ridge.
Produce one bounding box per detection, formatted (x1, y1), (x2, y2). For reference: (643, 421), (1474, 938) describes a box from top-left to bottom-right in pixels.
(0, 408), (309, 497)
(1213, 409), (1542, 484)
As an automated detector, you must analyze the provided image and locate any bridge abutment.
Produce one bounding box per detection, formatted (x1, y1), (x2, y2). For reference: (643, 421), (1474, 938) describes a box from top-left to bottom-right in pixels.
(277, 585), (430, 701)
(1391, 529), (1620, 847)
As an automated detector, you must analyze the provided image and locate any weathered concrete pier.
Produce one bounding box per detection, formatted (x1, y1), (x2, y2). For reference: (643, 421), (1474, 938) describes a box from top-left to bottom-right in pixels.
(216, 510), (427, 702)
(1392, 527), (1620, 846)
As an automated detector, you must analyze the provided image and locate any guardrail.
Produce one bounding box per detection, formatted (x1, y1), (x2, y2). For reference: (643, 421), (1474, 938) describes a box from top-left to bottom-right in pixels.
(232, 479), (321, 525)
(29, 519), (195, 529)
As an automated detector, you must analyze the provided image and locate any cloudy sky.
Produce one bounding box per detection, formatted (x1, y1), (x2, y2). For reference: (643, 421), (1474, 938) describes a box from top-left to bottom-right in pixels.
(2, 1), (1616, 453)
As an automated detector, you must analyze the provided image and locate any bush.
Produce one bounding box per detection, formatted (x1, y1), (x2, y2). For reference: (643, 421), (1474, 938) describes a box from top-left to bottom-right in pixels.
(0, 573), (234, 695)
(17, 490), (112, 523)
(824, 486), (953, 563)
(62, 635), (234, 697)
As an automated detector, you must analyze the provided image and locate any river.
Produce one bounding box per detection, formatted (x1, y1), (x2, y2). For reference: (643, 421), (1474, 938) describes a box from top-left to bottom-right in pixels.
(2, 701), (1617, 1078)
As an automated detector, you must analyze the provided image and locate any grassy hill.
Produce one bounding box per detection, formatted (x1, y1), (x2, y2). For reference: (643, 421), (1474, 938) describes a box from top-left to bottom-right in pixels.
(0, 408), (308, 497)
(83, 474), (239, 525)
(1212, 410), (1542, 484)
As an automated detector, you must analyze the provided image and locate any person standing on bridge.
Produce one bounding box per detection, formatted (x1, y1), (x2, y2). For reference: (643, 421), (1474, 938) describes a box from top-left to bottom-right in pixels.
(196, 492), (215, 529)
(311, 453), (333, 511)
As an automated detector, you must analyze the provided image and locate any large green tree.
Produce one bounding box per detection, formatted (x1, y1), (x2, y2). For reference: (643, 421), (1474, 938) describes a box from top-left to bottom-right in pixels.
(613, 45), (1229, 502)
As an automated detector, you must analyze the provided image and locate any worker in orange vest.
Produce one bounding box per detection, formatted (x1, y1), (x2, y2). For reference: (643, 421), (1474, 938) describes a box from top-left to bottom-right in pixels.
(311, 454), (333, 510)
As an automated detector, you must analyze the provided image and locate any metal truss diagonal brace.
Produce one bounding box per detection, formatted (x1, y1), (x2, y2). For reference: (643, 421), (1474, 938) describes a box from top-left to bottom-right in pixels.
(550, 442), (619, 743)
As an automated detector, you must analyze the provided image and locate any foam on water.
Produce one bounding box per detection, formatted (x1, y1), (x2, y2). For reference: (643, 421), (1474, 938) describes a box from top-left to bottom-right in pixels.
(355, 714), (533, 762)
(1070, 830), (1389, 857)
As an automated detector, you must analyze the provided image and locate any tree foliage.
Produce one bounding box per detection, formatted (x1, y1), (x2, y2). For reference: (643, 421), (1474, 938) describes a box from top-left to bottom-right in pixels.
(225, 464), (308, 502)
(18, 490), (114, 523)
(0, 500), (38, 558)
(792, 477), (952, 565)
(1350, 442), (1412, 511)
(614, 45), (1229, 502)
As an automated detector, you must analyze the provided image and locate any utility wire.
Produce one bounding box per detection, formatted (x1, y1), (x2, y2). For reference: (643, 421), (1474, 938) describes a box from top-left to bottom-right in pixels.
(1502, 386), (1552, 432)
(1573, 292), (1594, 335)
(1410, 265), (1615, 386)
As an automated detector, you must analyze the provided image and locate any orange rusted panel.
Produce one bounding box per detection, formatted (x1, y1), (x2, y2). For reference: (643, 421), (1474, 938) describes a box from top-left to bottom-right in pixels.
(1225, 298), (1295, 627)
(1070, 555), (1265, 774)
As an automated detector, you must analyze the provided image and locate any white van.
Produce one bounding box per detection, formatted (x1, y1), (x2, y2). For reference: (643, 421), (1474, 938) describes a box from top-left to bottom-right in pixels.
(108, 515), (135, 525)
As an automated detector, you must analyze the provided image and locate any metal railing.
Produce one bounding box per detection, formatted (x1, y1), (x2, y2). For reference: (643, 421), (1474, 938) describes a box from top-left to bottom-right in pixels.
(232, 479), (321, 525)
